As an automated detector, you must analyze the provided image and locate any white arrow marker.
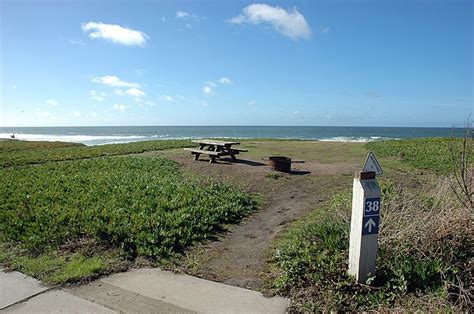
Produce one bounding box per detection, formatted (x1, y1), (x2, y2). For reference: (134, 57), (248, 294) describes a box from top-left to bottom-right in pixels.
(365, 218), (376, 233)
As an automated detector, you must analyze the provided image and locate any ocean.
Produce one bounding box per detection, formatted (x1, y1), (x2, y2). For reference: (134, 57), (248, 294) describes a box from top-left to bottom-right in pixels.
(0, 126), (461, 146)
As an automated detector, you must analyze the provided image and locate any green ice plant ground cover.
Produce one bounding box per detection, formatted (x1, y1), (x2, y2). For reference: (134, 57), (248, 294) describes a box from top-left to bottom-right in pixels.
(0, 156), (256, 284)
(0, 139), (192, 167)
(366, 138), (455, 174)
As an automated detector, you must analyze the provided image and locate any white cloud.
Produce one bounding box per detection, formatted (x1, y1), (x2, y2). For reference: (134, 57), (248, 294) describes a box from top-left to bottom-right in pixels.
(202, 76), (233, 96)
(176, 10), (204, 21)
(176, 10), (204, 29)
(176, 10), (190, 19)
(161, 16), (166, 23)
(92, 75), (140, 88)
(112, 104), (127, 112)
(90, 90), (107, 102)
(162, 95), (175, 102)
(125, 88), (145, 97)
(81, 22), (148, 46)
(228, 4), (311, 40)
(218, 77), (232, 85)
(248, 100), (257, 106)
(45, 99), (58, 106)
(205, 81), (217, 87)
(203, 85), (214, 96)
(72, 111), (81, 117)
(113, 89), (125, 96)
(113, 88), (145, 97)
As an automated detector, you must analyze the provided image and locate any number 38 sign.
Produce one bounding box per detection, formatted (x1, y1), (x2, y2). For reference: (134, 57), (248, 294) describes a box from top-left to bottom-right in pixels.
(362, 197), (380, 235)
(364, 198), (380, 216)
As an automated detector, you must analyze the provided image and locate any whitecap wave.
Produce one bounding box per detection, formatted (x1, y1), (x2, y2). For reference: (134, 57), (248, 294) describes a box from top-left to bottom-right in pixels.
(0, 132), (397, 146)
(0, 133), (148, 145)
(318, 136), (391, 143)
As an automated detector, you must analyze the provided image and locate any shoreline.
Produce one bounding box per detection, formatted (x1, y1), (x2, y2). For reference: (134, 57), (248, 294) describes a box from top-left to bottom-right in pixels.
(0, 137), (391, 146)
(0, 125), (458, 146)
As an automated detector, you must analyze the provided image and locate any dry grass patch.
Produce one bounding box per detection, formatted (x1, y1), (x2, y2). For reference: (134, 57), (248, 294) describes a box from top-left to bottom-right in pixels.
(270, 177), (473, 311)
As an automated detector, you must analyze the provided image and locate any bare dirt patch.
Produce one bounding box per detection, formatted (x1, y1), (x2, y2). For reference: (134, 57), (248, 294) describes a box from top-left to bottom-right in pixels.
(140, 141), (367, 290)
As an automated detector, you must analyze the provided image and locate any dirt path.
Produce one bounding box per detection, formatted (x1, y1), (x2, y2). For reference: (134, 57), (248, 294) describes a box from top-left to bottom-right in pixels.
(142, 141), (365, 290)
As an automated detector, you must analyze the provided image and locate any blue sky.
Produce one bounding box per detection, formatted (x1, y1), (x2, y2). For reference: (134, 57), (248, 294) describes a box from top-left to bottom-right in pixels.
(1, 0), (472, 127)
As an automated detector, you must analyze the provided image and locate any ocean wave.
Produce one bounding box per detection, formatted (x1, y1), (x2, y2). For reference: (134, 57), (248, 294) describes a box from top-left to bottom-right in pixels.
(0, 133), (149, 145)
(0, 132), (397, 146)
(318, 136), (391, 143)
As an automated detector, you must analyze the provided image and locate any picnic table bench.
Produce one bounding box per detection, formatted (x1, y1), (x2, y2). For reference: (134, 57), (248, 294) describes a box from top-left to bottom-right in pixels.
(184, 139), (247, 163)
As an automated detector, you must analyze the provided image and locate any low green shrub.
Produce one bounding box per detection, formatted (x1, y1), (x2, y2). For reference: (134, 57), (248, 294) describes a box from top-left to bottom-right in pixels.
(0, 157), (256, 282)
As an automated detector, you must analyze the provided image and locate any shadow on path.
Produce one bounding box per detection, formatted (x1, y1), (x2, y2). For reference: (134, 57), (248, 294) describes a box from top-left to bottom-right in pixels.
(231, 159), (266, 167)
(290, 170), (311, 175)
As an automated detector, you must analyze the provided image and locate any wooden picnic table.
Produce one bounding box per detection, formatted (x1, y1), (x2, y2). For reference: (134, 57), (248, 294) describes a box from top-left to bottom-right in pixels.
(184, 139), (247, 163)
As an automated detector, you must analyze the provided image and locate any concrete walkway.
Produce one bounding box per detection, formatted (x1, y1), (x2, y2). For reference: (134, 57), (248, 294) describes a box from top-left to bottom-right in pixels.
(1, 268), (288, 313)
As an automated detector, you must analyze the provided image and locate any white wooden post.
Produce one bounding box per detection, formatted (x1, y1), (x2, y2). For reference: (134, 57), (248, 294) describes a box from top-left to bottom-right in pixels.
(348, 171), (381, 284)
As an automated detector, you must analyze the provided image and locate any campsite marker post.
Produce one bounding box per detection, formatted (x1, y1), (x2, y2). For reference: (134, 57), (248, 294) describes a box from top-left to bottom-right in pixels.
(348, 152), (383, 284)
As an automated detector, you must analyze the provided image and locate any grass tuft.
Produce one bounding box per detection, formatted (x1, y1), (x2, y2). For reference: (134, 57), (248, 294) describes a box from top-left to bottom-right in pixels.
(265, 171), (283, 179)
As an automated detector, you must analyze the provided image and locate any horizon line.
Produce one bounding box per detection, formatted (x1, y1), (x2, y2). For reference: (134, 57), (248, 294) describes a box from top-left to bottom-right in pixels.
(0, 125), (467, 129)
